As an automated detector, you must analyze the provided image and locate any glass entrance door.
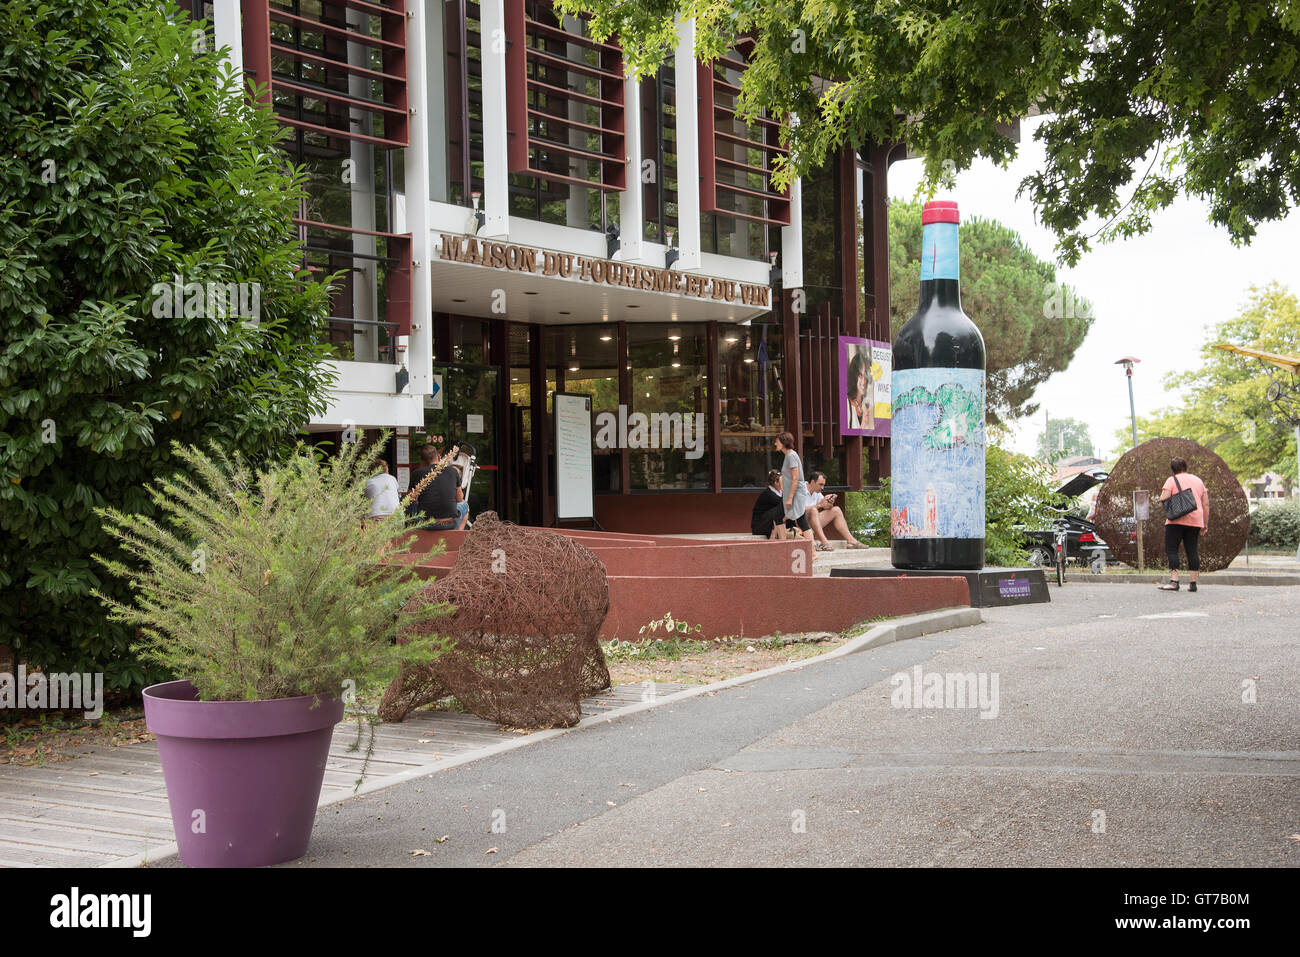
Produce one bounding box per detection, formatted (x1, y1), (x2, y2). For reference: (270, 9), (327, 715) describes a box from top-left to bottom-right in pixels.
(416, 363), (501, 520)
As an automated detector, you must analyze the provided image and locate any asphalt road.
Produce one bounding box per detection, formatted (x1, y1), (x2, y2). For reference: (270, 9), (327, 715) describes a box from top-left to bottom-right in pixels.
(267, 582), (1299, 867)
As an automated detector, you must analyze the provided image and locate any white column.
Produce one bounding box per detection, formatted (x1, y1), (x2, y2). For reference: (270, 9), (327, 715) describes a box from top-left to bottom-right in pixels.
(619, 75), (644, 261)
(479, 0), (510, 237)
(781, 176), (803, 288)
(405, 0), (434, 396)
(212, 0), (243, 77)
(673, 18), (702, 272)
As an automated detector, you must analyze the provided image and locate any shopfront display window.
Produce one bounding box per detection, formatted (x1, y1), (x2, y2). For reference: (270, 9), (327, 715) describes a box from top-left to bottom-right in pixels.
(719, 324), (784, 489)
(627, 324), (708, 491)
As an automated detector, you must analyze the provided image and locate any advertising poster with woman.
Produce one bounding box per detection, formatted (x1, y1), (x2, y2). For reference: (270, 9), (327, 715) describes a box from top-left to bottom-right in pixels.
(839, 337), (891, 437)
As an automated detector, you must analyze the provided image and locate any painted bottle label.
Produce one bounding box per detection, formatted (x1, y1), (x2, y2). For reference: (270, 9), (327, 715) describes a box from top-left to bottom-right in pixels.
(890, 367), (986, 539)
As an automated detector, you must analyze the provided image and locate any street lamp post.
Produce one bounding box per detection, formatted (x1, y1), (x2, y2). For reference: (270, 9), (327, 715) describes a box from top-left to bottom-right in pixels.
(1116, 357), (1145, 572)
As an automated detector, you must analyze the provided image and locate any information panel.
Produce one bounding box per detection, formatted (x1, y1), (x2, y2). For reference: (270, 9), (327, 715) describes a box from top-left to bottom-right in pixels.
(554, 392), (595, 521)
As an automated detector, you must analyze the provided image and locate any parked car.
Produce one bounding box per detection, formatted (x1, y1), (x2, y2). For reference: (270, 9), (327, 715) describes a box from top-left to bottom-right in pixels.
(1023, 468), (1111, 568)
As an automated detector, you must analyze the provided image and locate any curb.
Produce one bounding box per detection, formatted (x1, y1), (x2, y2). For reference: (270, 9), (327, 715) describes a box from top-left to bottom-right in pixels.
(104, 605), (981, 868)
(1065, 573), (1300, 586)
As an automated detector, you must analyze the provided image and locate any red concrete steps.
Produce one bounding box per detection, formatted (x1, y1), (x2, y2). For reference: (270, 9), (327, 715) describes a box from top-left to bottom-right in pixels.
(600, 575), (971, 641)
(396, 536), (815, 581)
(582, 540), (813, 578)
(390, 526), (970, 642)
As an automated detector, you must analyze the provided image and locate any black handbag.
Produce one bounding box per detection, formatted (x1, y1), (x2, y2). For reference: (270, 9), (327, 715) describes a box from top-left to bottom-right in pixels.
(1162, 475), (1197, 520)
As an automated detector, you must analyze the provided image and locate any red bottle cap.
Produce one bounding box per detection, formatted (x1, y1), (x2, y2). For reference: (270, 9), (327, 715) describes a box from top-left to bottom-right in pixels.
(922, 200), (960, 224)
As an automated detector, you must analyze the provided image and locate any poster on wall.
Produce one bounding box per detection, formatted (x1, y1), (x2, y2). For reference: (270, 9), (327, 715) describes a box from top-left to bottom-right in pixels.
(838, 337), (892, 437)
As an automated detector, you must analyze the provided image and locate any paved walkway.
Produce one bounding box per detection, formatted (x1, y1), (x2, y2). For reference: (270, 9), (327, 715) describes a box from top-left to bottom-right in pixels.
(268, 583), (1299, 868)
(0, 682), (687, 867)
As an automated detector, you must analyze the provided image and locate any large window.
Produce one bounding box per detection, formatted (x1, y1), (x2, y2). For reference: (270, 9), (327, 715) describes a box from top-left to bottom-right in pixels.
(433, 0), (484, 206)
(507, 3), (621, 232)
(628, 324), (709, 491)
(265, 0), (411, 365)
(699, 46), (783, 262)
(799, 160), (841, 319)
(719, 324), (784, 489)
(640, 66), (678, 245)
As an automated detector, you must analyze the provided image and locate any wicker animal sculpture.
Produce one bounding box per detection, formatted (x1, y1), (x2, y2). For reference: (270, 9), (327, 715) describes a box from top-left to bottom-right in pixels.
(1093, 437), (1248, 572)
(379, 513), (611, 728)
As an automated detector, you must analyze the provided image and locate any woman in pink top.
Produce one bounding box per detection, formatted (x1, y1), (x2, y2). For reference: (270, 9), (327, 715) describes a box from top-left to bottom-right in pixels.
(1157, 457), (1210, 592)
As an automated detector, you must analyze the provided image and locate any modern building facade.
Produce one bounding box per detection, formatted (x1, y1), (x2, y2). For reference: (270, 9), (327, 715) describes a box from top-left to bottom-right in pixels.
(198, 0), (900, 532)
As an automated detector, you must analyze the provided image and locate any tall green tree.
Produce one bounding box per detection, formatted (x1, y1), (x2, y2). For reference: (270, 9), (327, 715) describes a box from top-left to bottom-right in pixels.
(1035, 416), (1096, 461)
(0, 0), (336, 691)
(1111, 284), (1300, 481)
(889, 200), (1094, 424)
(561, 0), (1300, 263)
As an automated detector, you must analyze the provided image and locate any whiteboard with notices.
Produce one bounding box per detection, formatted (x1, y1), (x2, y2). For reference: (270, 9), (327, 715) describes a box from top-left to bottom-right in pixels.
(554, 392), (595, 521)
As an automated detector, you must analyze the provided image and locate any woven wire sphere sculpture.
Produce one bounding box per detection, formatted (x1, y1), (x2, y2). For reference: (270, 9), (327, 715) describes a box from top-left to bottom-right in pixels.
(379, 513), (611, 729)
(1093, 437), (1248, 572)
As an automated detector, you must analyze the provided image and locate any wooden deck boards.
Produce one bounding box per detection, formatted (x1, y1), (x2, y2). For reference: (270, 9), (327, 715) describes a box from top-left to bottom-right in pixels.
(0, 683), (688, 868)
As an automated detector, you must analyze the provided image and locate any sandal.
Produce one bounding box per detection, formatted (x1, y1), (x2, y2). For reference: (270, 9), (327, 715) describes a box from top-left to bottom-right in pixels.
(815, 542), (833, 552)
(1157, 580), (1179, 591)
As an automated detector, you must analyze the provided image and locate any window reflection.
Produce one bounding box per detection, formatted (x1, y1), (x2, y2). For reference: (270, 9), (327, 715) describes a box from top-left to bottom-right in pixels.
(719, 325), (784, 488)
(628, 324), (708, 491)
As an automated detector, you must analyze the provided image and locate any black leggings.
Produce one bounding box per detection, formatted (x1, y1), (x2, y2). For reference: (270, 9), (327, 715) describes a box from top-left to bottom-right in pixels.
(1165, 524), (1201, 572)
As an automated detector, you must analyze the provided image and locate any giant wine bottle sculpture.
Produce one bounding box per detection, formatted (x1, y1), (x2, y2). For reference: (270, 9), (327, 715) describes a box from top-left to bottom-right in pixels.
(890, 200), (986, 569)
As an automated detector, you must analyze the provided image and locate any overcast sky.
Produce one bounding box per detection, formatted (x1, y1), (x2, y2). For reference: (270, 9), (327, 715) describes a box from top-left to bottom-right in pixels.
(887, 115), (1300, 461)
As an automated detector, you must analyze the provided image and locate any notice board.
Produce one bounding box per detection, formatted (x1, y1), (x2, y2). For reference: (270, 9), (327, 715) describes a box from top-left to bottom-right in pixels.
(554, 392), (595, 521)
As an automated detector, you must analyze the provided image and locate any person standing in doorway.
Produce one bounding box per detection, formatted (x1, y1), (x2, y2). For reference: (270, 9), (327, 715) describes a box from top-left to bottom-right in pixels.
(775, 432), (815, 547)
(1157, 456), (1210, 592)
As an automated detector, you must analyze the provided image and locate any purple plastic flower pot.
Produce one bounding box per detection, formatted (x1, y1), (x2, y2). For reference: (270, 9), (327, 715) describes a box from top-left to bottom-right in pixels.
(143, 679), (345, 868)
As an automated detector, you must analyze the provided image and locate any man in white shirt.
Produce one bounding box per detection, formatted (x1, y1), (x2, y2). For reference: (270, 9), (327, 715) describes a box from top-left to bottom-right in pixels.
(805, 471), (868, 550)
(364, 457), (401, 519)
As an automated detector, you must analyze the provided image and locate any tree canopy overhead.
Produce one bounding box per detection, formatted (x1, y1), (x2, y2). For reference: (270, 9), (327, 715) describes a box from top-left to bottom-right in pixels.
(559, 0), (1300, 263)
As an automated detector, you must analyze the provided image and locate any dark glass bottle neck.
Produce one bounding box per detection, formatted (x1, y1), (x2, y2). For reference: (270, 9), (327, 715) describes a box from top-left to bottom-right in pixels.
(917, 278), (962, 311)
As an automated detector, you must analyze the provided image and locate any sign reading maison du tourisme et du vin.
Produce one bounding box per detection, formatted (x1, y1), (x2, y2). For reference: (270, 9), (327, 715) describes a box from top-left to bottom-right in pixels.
(438, 234), (771, 308)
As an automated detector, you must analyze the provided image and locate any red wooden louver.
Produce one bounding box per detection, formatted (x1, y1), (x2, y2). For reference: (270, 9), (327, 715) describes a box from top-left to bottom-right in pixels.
(697, 39), (791, 227)
(504, 0), (627, 192)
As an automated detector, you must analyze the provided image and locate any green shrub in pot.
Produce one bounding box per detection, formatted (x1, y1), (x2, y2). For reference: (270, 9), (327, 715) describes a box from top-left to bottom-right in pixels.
(94, 433), (450, 702)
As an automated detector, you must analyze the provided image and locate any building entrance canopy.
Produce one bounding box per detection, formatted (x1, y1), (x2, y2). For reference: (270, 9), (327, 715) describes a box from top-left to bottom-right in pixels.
(432, 232), (773, 326)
